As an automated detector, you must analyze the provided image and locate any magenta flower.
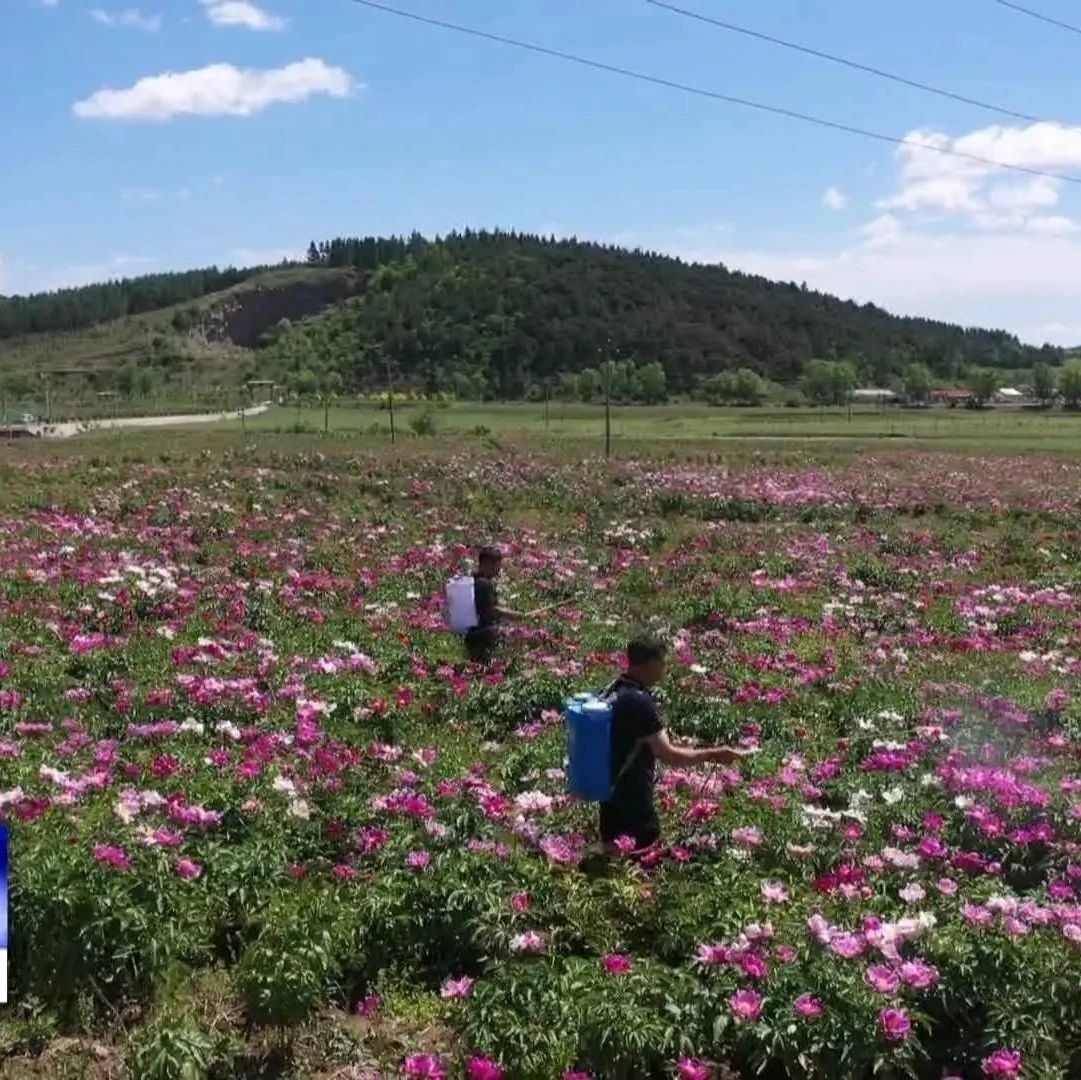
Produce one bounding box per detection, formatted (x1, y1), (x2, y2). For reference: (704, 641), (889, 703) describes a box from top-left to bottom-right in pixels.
(982, 1048), (1023, 1077)
(878, 1007), (911, 1042)
(355, 994), (382, 1018)
(729, 988), (763, 1022)
(92, 844), (131, 871)
(899, 959), (939, 990)
(602, 953), (632, 975)
(440, 975), (475, 999)
(466, 1057), (505, 1080)
(405, 850), (431, 872)
(865, 964), (899, 994)
(174, 857), (202, 881)
(402, 1054), (446, 1079)
(828, 933), (866, 959)
(793, 994), (823, 1018)
(676, 1059), (711, 1080)
(696, 943), (727, 966)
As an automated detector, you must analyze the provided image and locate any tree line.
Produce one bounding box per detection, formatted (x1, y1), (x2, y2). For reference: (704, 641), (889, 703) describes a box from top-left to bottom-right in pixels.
(2, 230), (1064, 400)
(0, 268), (257, 339)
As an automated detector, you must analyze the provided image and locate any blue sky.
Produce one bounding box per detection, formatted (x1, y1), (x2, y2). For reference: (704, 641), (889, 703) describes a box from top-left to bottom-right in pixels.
(5, 0), (1081, 343)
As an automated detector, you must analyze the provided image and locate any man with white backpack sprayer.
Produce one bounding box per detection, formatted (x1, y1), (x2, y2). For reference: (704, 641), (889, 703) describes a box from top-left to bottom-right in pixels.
(446, 545), (539, 665)
(567, 634), (754, 856)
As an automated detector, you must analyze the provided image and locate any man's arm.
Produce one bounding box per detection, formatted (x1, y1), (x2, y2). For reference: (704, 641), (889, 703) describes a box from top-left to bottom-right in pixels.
(645, 729), (754, 767)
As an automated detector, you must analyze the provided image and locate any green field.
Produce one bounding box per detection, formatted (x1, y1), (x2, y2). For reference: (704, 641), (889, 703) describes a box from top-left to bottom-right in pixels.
(6, 400), (1081, 458)
(162, 401), (1081, 453)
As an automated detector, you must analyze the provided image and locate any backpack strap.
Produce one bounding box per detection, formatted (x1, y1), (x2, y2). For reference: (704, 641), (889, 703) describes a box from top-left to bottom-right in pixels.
(602, 679), (645, 802)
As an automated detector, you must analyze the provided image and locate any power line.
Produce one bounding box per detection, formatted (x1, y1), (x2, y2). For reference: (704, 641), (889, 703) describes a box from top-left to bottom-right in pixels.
(350, 0), (1081, 187)
(993, 0), (1081, 37)
(648, 0), (1045, 125)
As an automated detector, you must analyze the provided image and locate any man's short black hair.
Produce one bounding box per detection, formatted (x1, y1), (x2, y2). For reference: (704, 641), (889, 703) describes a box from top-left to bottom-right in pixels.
(627, 634), (667, 667)
(478, 545), (503, 564)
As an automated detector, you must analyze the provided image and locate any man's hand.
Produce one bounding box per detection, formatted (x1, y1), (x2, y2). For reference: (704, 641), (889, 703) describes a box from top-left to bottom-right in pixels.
(710, 746), (757, 765)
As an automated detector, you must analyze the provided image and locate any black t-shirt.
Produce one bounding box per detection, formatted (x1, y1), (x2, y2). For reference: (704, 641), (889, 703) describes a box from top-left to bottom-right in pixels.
(604, 675), (664, 815)
(472, 574), (498, 630)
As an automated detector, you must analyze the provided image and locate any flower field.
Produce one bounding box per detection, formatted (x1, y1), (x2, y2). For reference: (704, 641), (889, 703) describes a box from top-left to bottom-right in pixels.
(2, 439), (1081, 1079)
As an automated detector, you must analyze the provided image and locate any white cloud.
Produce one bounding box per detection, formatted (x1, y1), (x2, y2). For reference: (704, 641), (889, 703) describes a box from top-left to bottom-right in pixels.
(640, 121), (1081, 346)
(90, 8), (162, 31)
(705, 231), (1081, 344)
(200, 0), (286, 31)
(877, 122), (1081, 221)
(73, 59), (354, 121)
(822, 187), (848, 211)
(987, 176), (1060, 211)
(1025, 215), (1080, 235)
(860, 213), (902, 247)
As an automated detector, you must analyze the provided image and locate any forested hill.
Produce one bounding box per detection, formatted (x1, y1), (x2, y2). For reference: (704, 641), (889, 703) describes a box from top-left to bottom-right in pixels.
(1, 231), (1060, 397)
(266, 232), (1057, 396)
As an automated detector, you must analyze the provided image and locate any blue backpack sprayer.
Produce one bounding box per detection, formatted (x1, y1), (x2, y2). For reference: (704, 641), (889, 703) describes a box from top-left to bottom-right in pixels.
(564, 686), (642, 801)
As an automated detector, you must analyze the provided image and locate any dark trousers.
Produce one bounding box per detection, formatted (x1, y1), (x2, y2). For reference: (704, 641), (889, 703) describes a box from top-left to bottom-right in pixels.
(599, 801), (661, 851)
(464, 625), (500, 665)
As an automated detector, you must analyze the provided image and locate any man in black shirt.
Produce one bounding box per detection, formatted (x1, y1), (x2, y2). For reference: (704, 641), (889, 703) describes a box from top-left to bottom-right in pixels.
(601, 635), (752, 853)
(463, 545), (534, 664)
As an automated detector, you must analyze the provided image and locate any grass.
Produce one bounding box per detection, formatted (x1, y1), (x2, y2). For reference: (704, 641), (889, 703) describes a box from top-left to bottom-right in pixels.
(229, 401), (1081, 453)
(5, 398), (1081, 454)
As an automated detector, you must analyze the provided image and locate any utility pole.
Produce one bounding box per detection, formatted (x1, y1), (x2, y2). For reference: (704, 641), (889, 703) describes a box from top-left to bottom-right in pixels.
(386, 353), (396, 446)
(604, 338), (612, 459)
(544, 378), (550, 431)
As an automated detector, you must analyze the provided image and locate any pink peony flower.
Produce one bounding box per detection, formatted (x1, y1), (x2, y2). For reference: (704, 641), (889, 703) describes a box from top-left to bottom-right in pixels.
(982, 1049), (1023, 1077)
(696, 943), (727, 966)
(729, 988), (763, 1022)
(794, 994), (824, 1018)
(829, 932), (866, 959)
(405, 850), (431, 871)
(92, 844), (131, 871)
(760, 880), (789, 903)
(677, 1059), (711, 1080)
(466, 1058), (505, 1080)
(174, 857), (202, 881)
(402, 1054), (446, 1079)
(899, 959), (939, 990)
(879, 1007), (911, 1042)
(510, 931), (547, 954)
(440, 975), (475, 999)
(865, 964), (899, 994)
(602, 953), (632, 975)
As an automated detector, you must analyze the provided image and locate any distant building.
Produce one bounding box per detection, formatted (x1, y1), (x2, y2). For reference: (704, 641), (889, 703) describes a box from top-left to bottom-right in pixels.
(995, 387), (1024, 403)
(930, 388), (973, 407)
